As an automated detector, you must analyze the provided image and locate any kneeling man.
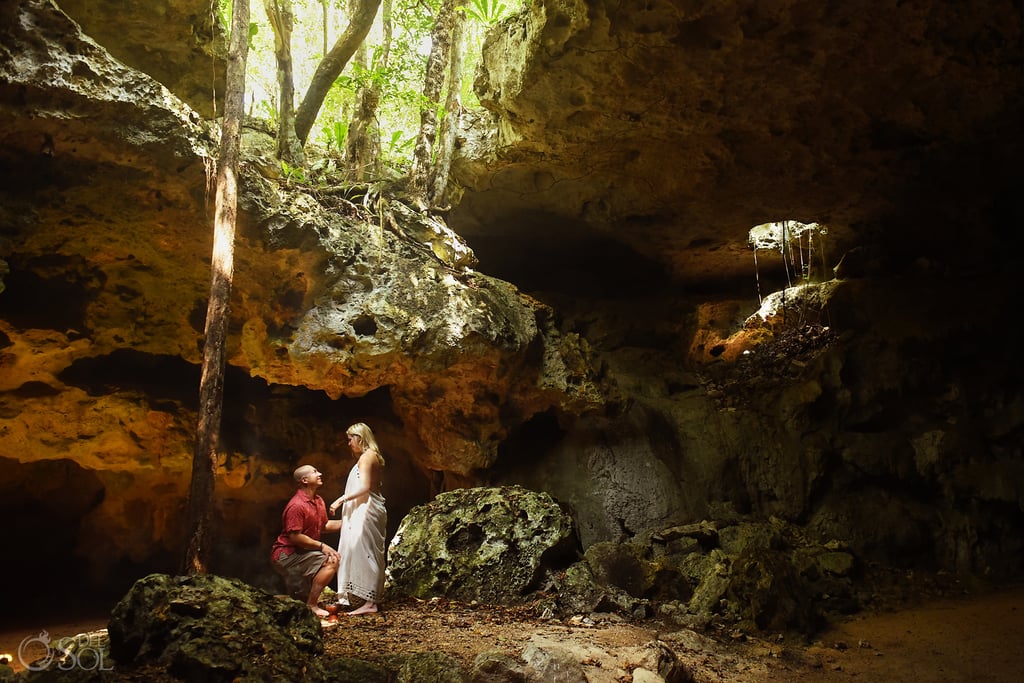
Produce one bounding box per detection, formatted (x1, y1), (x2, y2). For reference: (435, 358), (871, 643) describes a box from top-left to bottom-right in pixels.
(271, 465), (341, 618)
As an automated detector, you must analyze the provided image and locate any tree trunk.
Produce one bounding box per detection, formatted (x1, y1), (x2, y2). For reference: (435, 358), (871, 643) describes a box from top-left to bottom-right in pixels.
(294, 0), (381, 145)
(183, 0), (249, 575)
(428, 7), (464, 207)
(345, 0), (392, 180)
(321, 0), (329, 56)
(409, 0), (457, 201)
(264, 0), (304, 165)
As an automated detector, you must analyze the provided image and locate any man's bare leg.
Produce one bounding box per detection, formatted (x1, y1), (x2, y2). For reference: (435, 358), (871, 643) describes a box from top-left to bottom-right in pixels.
(307, 556), (339, 618)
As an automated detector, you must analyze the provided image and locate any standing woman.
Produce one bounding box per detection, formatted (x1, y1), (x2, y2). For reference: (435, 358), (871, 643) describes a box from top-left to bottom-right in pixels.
(329, 422), (387, 615)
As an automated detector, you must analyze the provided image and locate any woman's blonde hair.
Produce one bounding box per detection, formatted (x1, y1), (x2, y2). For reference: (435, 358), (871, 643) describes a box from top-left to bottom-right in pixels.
(347, 422), (385, 466)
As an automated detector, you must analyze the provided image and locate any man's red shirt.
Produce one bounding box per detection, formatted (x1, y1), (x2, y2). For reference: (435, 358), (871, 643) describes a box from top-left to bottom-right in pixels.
(270, 488), (328, 561)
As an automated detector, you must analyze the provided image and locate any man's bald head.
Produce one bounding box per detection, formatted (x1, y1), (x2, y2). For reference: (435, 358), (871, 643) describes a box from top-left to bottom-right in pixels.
(293, 464), (316, 484)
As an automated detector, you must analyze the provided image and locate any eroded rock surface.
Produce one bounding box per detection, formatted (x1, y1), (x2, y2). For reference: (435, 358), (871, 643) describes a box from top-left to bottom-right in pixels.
(1, 0), (1022, 622)
(108, 573), (325, 682)
(387, 486), (579, 604)
(0, 0), (608, 607)
(454, 0), (1024, 285)
(56, 0), (227, 118)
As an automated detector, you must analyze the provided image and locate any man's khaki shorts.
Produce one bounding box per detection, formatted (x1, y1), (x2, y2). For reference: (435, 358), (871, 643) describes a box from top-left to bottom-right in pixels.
(272, 549), (326, 600)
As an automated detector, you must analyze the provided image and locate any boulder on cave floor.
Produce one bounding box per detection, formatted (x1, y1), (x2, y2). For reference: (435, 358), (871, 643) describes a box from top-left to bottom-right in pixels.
(555, 517), (861, 635)
(386, 485), (579, 604)
(385, 486), (861, 636)
(107, 573), (326, 682)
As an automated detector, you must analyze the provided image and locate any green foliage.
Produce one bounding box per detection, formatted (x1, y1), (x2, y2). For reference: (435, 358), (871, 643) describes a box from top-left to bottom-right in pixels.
(248, 21), (260, 50)
(280, 160), (307, 184)
(396, 0), (438, 35)
(245, 0), (529, 170)
(385, 130), (416, 156)
(216, 0), (231, 27)
(459, 0), (510, 26)
(254, 98), (278, 126)
(308, 156), (339, 181)
(322, 120), (349, 153)
(279, 156), (347, 189)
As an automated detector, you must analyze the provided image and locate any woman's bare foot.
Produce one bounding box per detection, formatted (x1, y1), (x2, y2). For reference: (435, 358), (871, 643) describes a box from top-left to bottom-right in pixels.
(346, 602), (378, 615)
(310, 605), (330, 618)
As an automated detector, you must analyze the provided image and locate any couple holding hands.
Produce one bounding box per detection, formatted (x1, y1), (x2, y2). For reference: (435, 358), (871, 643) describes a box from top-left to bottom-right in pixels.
(270, 422), (387, 618)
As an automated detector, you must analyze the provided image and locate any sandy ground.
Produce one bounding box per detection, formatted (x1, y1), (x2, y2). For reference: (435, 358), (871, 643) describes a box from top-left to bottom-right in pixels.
(788, 586), (1024, 682)
(2, 585), (1022, 680)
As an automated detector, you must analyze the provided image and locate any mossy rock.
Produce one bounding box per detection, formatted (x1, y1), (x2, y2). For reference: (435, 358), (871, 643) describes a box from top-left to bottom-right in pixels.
(387, 486), (578, 604)
(108, 573), (325, 682)
(322, 657), (390, 682)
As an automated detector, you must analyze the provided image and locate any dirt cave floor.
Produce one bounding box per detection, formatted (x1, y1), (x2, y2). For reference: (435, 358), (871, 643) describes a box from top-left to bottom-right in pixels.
(318, 585), (1024, 682)
(2, 583), (1023, 681)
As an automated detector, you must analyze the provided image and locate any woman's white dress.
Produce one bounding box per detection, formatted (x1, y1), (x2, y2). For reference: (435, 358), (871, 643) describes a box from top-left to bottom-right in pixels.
(336, 463), (387, 604)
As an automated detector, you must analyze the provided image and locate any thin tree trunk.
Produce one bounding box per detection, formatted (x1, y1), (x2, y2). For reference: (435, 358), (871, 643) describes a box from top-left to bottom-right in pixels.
(344, 51), (377, 181)
(429, 7), (464, 207)
(409, 0), (457, 200)
(183, 0), (249, 575)
(264, 0), (304, 165)
(321, 0), (329, 56)
(294, 0), (381, 145)
(346, 0), (391, 180)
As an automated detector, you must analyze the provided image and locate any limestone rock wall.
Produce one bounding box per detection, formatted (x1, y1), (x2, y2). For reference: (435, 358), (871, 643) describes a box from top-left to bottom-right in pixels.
(56, 0), (227, 118)
(454, 0), (1023, 286)
(0, 0), (1022, 612)
(0, 0), (608, 608)
(455, 0), (1024, 577)
(493, 276), (1024, 577)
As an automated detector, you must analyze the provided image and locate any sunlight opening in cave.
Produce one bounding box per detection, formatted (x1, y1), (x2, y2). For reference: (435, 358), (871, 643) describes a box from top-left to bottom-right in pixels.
(748, 220), (828, 303)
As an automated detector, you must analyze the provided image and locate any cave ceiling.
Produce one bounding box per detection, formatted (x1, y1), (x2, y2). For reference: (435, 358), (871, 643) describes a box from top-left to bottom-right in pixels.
(55, 0), (227, 119)
(450, 0), (1024, 288)
(0, 0), (1020, 476)
(29, 0), (1024, 291)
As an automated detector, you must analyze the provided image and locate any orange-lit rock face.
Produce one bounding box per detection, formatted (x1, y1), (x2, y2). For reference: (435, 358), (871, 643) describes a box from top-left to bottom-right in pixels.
(0, 0), (610, 606)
